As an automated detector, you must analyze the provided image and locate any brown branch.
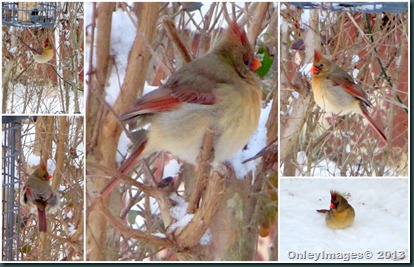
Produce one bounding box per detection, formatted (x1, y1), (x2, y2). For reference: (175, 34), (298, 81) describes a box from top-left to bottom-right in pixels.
(175, 170), (225, 250)
(98, 199), (175, 248)
(52, 116), (67, 191)
(186, 128), (215, 214)
(86, 160), (158, 214)
(87, 160), (155, 194)
(247, 2), (270, 46)
(39, 232), (47, 260)
(266, 85), (278, 148)
(163, 18), (193, 63)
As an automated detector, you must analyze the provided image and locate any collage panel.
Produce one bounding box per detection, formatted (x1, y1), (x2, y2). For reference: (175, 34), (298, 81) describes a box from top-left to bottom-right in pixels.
(0, 0), (409, 264)
(279, 2), (409, 177)
(2, 2), (84, 114)
(279, 178), (409, 262)
(1, 116), (84, 261)
(85, 2), (277, 261)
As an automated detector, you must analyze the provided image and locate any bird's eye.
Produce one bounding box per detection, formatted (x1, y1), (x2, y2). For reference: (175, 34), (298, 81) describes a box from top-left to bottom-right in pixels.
(244, 58), (250, 66)
(319, 64), (324, 68)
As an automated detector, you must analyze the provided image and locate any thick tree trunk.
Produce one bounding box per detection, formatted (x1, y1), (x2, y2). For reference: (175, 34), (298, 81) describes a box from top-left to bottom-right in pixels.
(86, 2), (160, 260)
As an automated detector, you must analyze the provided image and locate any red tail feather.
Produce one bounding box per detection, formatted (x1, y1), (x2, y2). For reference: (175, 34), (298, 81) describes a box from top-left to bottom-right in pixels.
(38, 208), (47, 232)
(360, 106), (388, 144)
(100, 139), (148, 199)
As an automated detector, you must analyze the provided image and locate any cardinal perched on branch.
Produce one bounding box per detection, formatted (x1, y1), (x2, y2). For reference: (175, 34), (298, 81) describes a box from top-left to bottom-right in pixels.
(122, 19), (262, 164)
(310, 50), (388, 144)
(21, 162), (59, 232)
(317, 190), (355, 229)
(16, 35), (54, 63)
(100, 19), (263, 196)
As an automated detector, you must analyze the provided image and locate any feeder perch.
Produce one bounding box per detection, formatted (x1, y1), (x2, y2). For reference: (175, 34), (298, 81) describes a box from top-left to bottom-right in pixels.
(2, 2), (57, 28)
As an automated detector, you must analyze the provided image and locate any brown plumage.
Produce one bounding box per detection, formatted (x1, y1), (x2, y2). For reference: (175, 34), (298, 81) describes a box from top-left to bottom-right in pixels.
(101, 20), (262, 198)
(16, 35), (54, 63)
(21, 164), (59, 232)
(310, 50), (387, 144)
(317, 190), (355, 229)
(120, 21), (262, 165)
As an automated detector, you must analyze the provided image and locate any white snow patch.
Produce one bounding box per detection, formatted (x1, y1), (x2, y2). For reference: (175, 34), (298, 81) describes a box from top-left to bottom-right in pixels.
(200, 229), (212, 246)
(68, 222), (76, 236)
(9, 46), (17, 54)
(143, 82), (158, 95)
(351, 55), (360, 65)
(117, 131), (130, 163)
(352, 68), (359, 79)
(292, 91), (300, 100)
(169, 193), (188, 221)
(163, 159), (180, 179)
(300, 62), (313, 77)
(168, 214), (194, 233)
(5, 83), (84, 114)
(67, 210), (73, 219)
(152, 232), (166, 238)
(345, 144), (351, 154)
(280, 178), (409, 262)
(105, 9), (137, 106)
(27, 154), (41, 167)
(282, 151), (391, 177)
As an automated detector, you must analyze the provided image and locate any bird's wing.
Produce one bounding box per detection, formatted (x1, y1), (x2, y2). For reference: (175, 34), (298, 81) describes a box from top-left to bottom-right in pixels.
(25, 180), (53, 201)
(327, 67), (372, 107)
(120, 64), (219, 121)
(316, 209), (329, 213)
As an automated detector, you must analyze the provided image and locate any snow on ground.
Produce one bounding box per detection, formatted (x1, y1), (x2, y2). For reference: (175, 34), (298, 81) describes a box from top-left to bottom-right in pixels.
(279, 178), (409, 262)
(6, 83), (84, 114)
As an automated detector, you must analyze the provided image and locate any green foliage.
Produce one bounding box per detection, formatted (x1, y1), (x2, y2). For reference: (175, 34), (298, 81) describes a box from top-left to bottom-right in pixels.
(256, 46), (273, 78)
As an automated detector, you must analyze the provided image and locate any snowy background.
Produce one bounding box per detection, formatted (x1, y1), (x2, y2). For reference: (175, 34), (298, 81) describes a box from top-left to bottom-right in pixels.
(279, 178), (409, 262)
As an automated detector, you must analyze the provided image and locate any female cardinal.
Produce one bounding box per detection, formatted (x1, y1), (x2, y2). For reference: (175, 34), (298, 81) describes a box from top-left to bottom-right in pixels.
(17, 35), (54, 63)
(310, 50), (388, 144)
(317, 190), (355, 229)
(120, 20), (262, 166)
(21, 164), (59, 232)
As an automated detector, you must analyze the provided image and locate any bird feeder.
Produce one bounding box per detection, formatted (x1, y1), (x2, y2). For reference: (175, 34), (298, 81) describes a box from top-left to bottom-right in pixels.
(2, 2), (57, 28)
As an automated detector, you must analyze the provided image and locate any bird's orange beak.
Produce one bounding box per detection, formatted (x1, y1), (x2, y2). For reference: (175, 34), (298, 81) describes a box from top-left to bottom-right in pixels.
(330, 203), (336, 209)
(310, 65), (319, 75)
(250, 57), (262, 72)
(47, 174), (53, 180)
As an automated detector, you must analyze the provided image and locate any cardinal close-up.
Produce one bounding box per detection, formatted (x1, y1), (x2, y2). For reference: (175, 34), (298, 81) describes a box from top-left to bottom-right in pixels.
(17, 35), (54, 63)
(317, 190), (355, 229)
(102, 20), (262, 196)
(310, 50), (388, 144)
(21, 164), (59, 232)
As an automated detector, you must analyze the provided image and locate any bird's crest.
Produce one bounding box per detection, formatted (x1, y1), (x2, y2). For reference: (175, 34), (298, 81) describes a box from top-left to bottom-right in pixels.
(39, 161), (47, 171)
(229, 20), (248, 46)
(330, 190), (337, 202)
(43, 37), (50, 47)
(39, 161), (52, 180)
(314, 50), (322, 62)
